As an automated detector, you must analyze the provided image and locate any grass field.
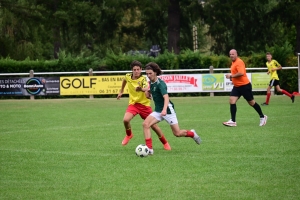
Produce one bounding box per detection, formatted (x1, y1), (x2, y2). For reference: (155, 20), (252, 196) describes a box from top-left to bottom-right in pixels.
(0, 96), (299, 200)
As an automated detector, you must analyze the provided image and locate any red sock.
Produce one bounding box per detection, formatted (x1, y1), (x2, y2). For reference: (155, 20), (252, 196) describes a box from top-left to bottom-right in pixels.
(281, 89), (292, 98)
(185, 130), (194, 138)
(266, 93), (271, 104)
(125, 128), (132, 136)
(145, 138), (152, 149)
(158, 135), (167, 144)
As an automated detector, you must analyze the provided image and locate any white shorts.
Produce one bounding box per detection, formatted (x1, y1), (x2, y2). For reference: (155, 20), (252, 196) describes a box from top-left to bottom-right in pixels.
(150, 111), (178, 125)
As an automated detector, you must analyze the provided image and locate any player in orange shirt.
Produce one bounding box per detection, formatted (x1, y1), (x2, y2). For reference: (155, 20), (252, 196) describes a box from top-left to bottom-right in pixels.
(117, 60), (171, 150)
(223, 49), (267, 127)
(261, 52), (295, 105)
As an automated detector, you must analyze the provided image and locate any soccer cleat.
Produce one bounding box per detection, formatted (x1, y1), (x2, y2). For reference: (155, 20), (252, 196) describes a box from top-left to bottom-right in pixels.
(291, 95), (295, 103)
(259, 115), (268, 126)
(148, 148), (154, 155)
(121, 134), (133, 146)
(163, 142), (172, 150)
(191, 129), (202, 145)
(222, 119), (237, 127)
(261, 102), (268, 106)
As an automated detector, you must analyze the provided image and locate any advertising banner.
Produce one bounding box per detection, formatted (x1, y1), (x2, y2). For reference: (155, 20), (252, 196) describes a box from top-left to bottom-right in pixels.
(251, 73), (270, 90)
(202, 74), (224, 91)
(60, 76), (128, 95)
(0, 77), (60, 96)
(158, 74), (202, 93)
(224, 73), (252, 91)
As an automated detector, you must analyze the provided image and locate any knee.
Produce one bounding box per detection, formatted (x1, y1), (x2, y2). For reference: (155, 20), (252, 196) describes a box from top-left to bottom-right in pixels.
(142, 121), (151, 129)
(123, 118), (130, 124)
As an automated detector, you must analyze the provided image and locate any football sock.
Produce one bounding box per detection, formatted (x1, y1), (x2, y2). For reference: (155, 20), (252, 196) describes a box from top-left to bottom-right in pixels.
(281, 89), (292, 98)
(266, 93), (271, 104)
(252, 102), (264, 118)
(230, 104), (237, 122)
(145, 138), (153, 149)
(185, 131), (194, 137)
(125, 128), (132, 136)
(158, 135), (167, 144)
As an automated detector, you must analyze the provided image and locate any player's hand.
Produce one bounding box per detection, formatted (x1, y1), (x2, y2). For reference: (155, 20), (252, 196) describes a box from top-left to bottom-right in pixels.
(267, 71), (270, 75)
(135, 86), (142, 92)
(117, 93), (122, 100)
(271, 68), (276, 72)
(225, 74), (231, 79)
(161, 110), (167, 116)
(145, 91), (152, 99)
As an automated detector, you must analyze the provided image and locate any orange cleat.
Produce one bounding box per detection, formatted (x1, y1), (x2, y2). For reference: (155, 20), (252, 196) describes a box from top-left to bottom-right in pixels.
(122, 134), (133, 146)
(163, 142), (172, 150)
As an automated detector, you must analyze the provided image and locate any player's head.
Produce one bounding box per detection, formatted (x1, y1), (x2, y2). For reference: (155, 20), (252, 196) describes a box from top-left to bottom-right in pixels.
(266, 52), (272, 61)
(229, 49), (238, 61)
(145, 62), (162, 81)
(130, 60), (143, 78)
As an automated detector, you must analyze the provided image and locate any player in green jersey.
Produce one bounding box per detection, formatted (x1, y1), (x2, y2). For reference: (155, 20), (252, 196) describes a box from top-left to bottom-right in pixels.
(139, 62), (201, 155)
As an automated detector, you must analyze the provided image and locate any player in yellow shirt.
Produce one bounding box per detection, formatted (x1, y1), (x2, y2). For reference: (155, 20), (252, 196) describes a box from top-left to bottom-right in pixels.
(117, 60), (171, 151)
(261, 52), (295, 105)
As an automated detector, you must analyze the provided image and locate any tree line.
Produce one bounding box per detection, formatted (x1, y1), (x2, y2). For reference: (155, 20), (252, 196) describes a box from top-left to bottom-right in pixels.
(0, 0), (299, 61)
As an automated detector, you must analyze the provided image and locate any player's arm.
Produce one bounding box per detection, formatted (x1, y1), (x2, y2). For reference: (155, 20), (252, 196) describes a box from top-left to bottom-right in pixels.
(272, 61), (282, 71)
(117, 79), (127, 99)
(161, 94), (169, 116)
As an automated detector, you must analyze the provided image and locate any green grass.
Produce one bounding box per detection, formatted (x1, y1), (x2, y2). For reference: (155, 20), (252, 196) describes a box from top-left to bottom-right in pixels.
(0, 96), (299, 200)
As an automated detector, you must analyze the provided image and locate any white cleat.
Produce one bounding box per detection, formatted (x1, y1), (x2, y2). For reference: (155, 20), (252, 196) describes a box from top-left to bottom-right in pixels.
(191, 129), (202, 145)
(259, 115), (268, 126)
(223, 119), (237, 127)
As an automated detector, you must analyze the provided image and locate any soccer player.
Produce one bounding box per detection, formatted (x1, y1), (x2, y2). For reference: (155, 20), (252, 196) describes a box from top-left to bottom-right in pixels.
(223, 49), (267, 127)
(142, 62), (201, 155)
(261, 52), (295, 105)
(117, 60), (171, 150)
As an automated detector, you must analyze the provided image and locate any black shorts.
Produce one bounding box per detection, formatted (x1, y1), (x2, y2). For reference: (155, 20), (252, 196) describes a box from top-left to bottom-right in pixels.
(269, 79), (279, 87)
(230, 83), (254, 101)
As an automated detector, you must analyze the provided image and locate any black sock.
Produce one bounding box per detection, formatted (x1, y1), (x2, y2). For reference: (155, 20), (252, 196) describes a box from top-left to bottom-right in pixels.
(252, 102), (264, 118)
(230, 104), (237, 122)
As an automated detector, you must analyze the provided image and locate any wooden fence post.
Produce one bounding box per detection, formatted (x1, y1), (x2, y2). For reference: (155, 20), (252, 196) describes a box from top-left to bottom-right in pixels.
(209, 66), (214, 97)
(89, 68), (94, 99)
(29, 70), (35, 100)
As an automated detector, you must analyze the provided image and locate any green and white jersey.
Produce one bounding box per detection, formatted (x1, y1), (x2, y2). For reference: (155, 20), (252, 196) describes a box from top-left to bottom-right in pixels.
(150, 78), (175, 114)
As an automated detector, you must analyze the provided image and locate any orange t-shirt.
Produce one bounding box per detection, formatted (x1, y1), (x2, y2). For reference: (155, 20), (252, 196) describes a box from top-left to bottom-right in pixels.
(230, 57), (250, 87)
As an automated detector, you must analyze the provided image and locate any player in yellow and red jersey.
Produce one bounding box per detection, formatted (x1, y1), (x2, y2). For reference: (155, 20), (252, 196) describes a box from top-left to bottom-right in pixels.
(117, 60), (171, 151)
(261, 52), (295, 105)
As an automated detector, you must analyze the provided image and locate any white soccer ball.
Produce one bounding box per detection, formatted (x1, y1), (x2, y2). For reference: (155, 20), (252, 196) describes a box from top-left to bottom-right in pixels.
(135, 144), (149, 157)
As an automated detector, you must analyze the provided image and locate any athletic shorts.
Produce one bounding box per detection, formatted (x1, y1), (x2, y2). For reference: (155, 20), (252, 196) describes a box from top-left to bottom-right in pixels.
(150, 111), (178, 125)
(269, 79), (279, 87)
(126, 103), (152, 120)
(230, 83), (254, 101)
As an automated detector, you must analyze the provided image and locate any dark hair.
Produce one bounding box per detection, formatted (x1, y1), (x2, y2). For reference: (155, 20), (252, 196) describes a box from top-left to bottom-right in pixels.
(130, 60), (142, 69)
(144, 62), (163, 76)
(266, 52), (272, 56)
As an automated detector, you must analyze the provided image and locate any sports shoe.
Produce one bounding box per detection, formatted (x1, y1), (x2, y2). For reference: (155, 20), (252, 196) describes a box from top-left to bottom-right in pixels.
(163, 142), (171, 150)
(191, 129), (202, 145)
(148, 148), (154, 155)
(223, 119), (237, 127)
(291, 95), (295, 103)
(121, 134), (133, 146)
(261, 102), (268, 106)
(259, 115), (268, 126)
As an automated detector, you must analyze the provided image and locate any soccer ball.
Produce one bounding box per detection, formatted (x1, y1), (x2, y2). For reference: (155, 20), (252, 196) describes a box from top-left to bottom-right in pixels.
(135, 144), (149, 157)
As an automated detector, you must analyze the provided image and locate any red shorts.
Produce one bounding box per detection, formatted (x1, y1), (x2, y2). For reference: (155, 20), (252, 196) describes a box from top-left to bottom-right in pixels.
(126, 103), (153, 120)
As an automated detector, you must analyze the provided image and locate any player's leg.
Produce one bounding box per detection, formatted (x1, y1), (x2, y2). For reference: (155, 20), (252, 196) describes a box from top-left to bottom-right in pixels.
(142, 113), (161, 154)
(121, 105), (138, 145)
(243, 83), (267, 126)
(262, 84), (272, 105)
(275, 84), (295, 103)
(164, 114), (201, 145)
(223, 87), (239, 126)
(139, 104), (171, 150)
